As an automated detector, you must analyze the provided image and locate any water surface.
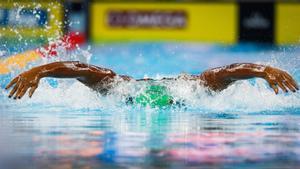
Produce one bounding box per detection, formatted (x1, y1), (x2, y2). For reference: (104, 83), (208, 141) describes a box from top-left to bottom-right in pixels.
(1, 43), (300, 169)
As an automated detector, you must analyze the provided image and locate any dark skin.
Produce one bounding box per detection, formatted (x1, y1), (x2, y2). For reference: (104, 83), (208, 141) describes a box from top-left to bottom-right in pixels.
(5, 61), (299, 99)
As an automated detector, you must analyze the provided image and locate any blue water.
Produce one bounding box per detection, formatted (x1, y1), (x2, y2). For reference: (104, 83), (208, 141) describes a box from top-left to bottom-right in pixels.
(1, 43), (300, 169)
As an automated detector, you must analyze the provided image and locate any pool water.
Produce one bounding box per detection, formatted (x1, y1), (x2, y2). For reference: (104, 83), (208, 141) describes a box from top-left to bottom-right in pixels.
(1, 43), (300, 169)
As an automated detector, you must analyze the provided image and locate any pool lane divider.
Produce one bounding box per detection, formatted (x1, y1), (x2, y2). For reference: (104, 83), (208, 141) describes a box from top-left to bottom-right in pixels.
(0, 32), (85, 75)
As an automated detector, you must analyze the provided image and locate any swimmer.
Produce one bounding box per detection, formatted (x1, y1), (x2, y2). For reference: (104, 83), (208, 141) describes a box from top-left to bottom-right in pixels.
(5, 61), (299, 106)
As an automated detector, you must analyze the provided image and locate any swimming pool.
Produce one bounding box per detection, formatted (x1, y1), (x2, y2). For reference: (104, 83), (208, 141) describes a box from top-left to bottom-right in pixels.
(1, 43), (300, 168)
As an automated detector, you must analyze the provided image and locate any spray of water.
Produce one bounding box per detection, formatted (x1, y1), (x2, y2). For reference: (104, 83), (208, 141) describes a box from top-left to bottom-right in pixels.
(0, 2), (299, 113)
(1, 70), (299, 113)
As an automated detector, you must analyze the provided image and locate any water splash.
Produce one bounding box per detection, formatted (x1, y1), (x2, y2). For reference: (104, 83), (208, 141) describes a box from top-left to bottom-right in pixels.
(1, 73), (299, 113)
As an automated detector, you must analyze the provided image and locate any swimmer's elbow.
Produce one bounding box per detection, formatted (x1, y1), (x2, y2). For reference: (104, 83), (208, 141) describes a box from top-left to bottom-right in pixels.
(199, 70), (234, 92)
(62, 61), (114, 77)
(71, 61), (117, 85)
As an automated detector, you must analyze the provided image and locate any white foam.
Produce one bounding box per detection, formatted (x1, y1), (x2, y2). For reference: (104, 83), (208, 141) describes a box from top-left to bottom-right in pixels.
(1, 41), (300, 113)
(1, 76), (299, 113)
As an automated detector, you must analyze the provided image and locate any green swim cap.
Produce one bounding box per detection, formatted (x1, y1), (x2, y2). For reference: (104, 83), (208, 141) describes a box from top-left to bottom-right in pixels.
(135, 85), (173, 108)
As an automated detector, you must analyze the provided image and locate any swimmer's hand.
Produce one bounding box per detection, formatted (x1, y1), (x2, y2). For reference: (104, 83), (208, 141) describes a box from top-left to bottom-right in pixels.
(200, 63), (299, 94)
(5, 69), (41, 99)
(5, 61), (118, 99)
(264, 66), (299, 94)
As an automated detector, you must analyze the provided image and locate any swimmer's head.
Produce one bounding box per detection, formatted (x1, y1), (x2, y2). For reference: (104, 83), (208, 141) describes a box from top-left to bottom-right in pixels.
(135, 85), (173, 108)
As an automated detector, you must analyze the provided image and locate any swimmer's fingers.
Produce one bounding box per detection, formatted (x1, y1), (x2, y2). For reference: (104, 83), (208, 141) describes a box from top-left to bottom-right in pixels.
(270, 78), (294, 94)
(265, 67), (298, 94)
(14, 83), (24, 99)
(5, 76), (19, 90)
(285, 81), (296, 92)
(8, 79), (21, 98)
(270, 84), (279, 94)
(29, 85), (38, 98)
(268, 77), (287, 94)
(282, 75), (297, 92)
(277, 81), (288, 93)
(283, 73), (299, 91)
(17, 85), (30, 99)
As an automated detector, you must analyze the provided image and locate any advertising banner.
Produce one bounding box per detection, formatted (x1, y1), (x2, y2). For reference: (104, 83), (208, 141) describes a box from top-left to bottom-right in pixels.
(91, 3), (237, 44)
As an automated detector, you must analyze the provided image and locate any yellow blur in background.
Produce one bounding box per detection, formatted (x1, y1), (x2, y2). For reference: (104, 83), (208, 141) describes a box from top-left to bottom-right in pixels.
(0, 1), (63, 39)
(1, 1), (300, 45)
(276, 3), (300, 45)
(91, 3), (237, 44)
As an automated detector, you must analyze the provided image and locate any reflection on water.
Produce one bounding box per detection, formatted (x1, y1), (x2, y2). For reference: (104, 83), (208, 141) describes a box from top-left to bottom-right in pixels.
(1, 106), (300, 168)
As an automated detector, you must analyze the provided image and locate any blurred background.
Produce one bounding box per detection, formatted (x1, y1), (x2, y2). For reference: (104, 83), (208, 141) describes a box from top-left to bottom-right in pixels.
(1, 0), (300, 48)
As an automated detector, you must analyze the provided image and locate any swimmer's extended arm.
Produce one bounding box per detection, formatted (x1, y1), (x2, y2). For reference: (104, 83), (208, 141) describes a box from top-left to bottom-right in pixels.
(5, 61), (117, 99)
(200, 63), (299, 94)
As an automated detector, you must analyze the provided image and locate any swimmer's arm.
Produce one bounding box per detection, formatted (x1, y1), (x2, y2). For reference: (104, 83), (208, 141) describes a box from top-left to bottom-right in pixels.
(200, 63), (299, 94)
(5, 61), (117, 99)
